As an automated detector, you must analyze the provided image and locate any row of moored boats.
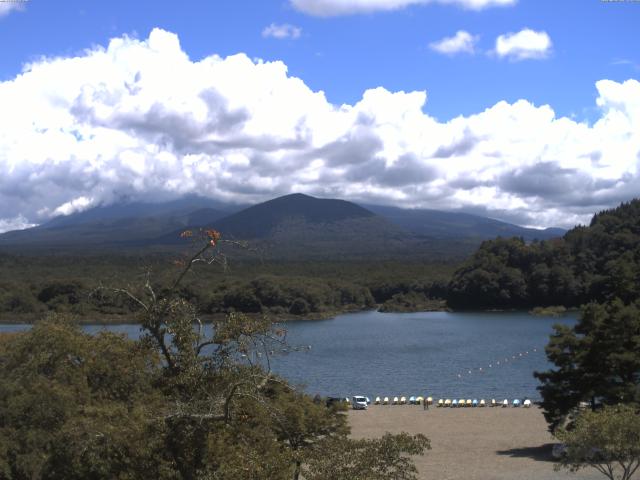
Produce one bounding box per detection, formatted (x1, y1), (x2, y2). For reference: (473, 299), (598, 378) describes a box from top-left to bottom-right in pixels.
(373, 396), (532, 407)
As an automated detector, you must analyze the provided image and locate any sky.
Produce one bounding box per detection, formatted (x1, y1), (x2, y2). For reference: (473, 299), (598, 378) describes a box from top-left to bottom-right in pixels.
(0, 0), (639, 232)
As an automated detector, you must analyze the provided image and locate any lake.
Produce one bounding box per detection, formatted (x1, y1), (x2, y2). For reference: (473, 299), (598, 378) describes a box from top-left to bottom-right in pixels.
(0, 310), (577, 401)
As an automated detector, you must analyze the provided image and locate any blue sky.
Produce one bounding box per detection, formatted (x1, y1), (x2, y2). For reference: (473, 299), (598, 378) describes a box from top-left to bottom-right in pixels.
(0, 0), (639, 231)
(2, 0), (638, 121)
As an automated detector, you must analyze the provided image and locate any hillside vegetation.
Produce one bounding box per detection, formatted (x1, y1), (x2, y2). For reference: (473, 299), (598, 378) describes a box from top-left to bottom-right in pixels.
(0, 255), (454, 323)
(448, 199), (640, 310)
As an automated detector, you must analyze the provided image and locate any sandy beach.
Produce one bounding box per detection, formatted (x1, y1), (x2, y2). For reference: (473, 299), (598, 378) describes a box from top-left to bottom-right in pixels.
(348, 405), (603, 480)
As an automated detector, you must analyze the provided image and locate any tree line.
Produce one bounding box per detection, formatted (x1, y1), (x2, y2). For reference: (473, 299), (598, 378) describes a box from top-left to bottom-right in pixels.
(0, 255), (453, 322)
(448, 199), (640, 310)
(0, 232), (430, 479)
(524, 201), (640, 479)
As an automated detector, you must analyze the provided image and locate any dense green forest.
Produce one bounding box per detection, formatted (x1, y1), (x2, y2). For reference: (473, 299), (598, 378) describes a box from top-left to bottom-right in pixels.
(0, 239), (431, 479)
(528, 201), (640, 434)
(0, 254), (453, 323)
(2, 199), (639, 322)
(448, 200), (640, 310)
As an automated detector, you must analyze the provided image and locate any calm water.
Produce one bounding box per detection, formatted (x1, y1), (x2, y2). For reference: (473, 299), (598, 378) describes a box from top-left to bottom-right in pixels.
(1, 310), (577, 401)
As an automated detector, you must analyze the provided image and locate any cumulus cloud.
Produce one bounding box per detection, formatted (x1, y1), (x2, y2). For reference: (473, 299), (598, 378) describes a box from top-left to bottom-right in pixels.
(262, 23), (302, 39)
(0, 29), (639, 233)
(430, 31), (478, 55)
(494, 28), (552, 60)
(0, 2), (25, 17)
(290, 0), (516, 16)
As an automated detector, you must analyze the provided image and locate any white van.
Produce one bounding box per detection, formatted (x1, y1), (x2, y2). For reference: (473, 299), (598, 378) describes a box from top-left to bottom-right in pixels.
(352, 396), (368, 410)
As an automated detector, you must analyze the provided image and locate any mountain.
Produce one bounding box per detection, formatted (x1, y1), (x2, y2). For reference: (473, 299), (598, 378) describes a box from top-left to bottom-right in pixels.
(39, 196), (224, 229)
(363, 204), (565, 241)
(155, 193), (418, 260)
(212, 193), (377, 239)
(0, 197), (237, 249)
(0, 193), (565, 259)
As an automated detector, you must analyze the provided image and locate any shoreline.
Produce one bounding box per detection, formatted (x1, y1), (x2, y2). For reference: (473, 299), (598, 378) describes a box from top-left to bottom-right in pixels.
(0, 305), (579, 325)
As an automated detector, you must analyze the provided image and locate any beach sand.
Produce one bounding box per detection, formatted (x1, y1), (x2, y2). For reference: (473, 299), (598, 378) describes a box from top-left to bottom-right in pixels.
(348, 405), (603, 480)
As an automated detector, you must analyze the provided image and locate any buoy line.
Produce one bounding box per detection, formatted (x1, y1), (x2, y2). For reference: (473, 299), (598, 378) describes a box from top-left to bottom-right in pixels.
(455, 347), (540, 380)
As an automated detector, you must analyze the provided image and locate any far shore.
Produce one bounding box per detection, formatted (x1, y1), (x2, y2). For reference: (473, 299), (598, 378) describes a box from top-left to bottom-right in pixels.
(348, 405), (601, 480)
(0, 304), (581, 325)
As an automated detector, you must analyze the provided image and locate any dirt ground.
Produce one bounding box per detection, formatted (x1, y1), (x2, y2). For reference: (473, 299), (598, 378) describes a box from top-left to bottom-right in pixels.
(348, 405), (604, 480)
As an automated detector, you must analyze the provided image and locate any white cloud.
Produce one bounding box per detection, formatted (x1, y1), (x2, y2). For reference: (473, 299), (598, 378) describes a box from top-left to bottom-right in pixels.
(290, 0), (516, 16)
(429, 31), (478, 55)
(0, 28), (639, 233)
(262, 23), (302, 40)
(0, 215), (36, 234)
(53, 196), (95, 217)
(0, 2), (25, 18)
(494, 28), (552, 60)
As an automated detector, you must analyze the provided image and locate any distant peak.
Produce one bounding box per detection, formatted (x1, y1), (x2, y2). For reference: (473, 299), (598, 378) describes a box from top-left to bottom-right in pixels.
(277, 193), (315, 200)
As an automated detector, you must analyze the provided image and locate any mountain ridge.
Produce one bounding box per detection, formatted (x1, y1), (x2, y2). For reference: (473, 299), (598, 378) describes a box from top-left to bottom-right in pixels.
(0, 193), (566, 259)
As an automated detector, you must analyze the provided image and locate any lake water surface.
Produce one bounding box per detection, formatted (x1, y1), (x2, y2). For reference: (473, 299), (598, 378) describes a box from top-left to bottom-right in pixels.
(1, 310), (576, 401)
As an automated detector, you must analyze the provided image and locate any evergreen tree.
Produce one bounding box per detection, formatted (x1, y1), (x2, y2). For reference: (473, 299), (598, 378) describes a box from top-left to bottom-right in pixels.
(535, 299), (640, 431)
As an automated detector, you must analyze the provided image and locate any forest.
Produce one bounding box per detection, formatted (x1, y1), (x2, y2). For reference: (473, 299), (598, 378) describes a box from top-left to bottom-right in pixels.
(0, 235), (431, 479)
(448, 199), (640, 310)
(0, 254), (453, 323)
(1, 199), (638, 322)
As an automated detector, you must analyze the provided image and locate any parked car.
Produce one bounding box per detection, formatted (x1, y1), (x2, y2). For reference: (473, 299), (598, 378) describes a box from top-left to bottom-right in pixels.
(325, 397), (346, 408)
(352, 395), (368, 410)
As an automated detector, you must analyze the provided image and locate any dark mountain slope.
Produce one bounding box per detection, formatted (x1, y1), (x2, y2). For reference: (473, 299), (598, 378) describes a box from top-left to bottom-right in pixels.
(363, 204), (565, 241)
(39, 196), (225, 230)
(0, 192), (565, 260)
(154, 193), (428, 260)
(212, 193), (376, 239)
(0, 199), (233, 248)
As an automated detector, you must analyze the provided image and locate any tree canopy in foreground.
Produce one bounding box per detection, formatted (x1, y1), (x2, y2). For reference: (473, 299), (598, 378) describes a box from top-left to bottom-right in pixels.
(555, 404), (640, 480)
(0, 230), (430, 480)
